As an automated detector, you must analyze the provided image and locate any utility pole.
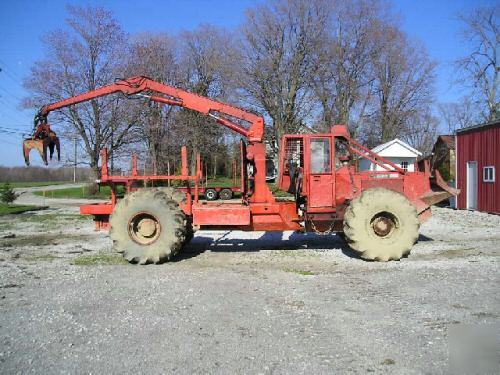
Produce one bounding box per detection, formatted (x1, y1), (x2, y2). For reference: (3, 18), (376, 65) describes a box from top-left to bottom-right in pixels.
(110, 125), (114, 174)
(167, 160), (171, 187)
(73, 137), (77, 183)
(213, 155), (217, 179)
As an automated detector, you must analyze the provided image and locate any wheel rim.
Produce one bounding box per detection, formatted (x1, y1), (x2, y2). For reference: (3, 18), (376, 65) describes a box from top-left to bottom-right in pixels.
(128, 212), (161, 245)
(370, 211), (398, 238)
(206, 190), (215, 199)
(220, 190), (231, 199)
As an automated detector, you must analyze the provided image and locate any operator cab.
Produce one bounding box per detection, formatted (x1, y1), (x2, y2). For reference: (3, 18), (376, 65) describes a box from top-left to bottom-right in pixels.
(278, 125), (352, 209)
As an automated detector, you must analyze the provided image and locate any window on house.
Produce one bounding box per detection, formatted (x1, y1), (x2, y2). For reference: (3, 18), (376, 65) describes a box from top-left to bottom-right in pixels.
(483, 166), (495, 183)
(401, 161), (409, 171)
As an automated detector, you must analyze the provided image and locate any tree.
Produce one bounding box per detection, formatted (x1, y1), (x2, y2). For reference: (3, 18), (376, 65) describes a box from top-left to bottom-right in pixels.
(113, 25), (239, 177)
(400, 109), (439, 155)
(240, 0), (330, 153)
(311, 0), (380, 135)
(176, 24), (240, 173)
(0, 183), (18, 204)
(23, 6), (136, 177)
(363, 25), (436, 147)
(456, 5), (499, 122)
(122, 33), (181, 173)
(438, 97), (478, 133)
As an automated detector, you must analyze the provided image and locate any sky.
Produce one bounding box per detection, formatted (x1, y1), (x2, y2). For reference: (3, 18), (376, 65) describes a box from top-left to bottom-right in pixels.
(0, 0), (496, 167)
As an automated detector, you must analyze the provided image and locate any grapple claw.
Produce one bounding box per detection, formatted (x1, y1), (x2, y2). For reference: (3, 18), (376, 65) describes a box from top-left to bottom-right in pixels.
(22, 123), (60, 166)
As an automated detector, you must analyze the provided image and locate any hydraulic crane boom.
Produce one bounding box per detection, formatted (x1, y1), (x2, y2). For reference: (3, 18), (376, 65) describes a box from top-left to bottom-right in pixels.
(43, 76), (264, 140)
(24, 76), (273, 203)
(24, 76), (265, 166)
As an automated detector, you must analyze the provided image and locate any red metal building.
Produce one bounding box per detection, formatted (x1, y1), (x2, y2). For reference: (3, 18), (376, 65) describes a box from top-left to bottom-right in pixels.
(456, 119), (500, 214)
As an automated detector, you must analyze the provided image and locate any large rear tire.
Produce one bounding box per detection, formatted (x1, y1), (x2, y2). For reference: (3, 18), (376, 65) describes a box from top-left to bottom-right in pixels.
(109, 188), (187, 264)
(343, 188), (419, 261)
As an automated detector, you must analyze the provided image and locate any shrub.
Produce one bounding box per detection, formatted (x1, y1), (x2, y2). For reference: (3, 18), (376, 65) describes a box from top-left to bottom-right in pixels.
(84, 183), (100, 196)
(0, 183), (18, 204)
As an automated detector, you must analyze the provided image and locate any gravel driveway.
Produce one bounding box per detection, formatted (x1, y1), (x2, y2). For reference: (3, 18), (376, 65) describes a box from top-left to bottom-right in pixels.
(0, 196), (499, 374)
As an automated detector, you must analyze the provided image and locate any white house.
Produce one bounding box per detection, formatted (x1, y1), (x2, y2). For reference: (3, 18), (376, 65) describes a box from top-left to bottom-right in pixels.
(359, 138), (422, 172)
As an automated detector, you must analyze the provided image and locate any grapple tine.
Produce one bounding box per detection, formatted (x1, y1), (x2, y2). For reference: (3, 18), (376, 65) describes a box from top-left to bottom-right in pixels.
(23, 139), (48, 166)
(48, 141), (55, 160)
(23, 139), (31, 166)
(42, 138), (49, 165)
(47, 131), (60, 161)
(22, 124), (60, 166)
(55, 136), (61, 161)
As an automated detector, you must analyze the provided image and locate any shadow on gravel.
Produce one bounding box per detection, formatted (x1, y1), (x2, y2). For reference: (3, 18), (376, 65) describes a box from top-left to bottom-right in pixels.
(177, 231), (360, 261)
(418, 234), (434, 242)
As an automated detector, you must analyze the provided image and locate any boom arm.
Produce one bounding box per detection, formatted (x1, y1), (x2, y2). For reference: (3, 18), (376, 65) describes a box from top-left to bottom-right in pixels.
(25, 76), (273, 204)
(36, 76), (265, 143)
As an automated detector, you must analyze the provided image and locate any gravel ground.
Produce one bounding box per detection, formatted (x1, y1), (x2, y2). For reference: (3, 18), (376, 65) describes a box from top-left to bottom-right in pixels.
(0, 192), (499, 374)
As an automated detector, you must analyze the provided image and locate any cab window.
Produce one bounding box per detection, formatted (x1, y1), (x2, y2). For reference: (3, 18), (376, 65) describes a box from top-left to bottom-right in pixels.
(283, 138), (304, 175)
(310, 138), (331, 173)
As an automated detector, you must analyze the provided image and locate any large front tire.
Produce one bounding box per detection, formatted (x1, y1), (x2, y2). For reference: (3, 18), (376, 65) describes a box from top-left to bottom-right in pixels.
(109, 188), (187, 264)
(343, 188), (420, 261)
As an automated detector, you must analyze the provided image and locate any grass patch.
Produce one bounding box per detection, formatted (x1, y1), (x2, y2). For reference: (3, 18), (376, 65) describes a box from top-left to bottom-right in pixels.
(189, 178), (293, 198)
(1, 233), (61, 247)
(205, 177), (236, 188)
(30, 177), (294, 200)
(273, 250), (320, 258)
(24, 253), (59, 262)
(283, 268), (315, 276)
(72, 252), (129, 266)
(268, 183), (293, 198)
(0, 222), (13, 231)
(8, 181), (68, 188)
(0, 203), (44, 216)
(23, 213), (92, 222)
(381, 358), (395, 365)
(34, 185), (125, 199)
(1, 233), (95, 247)
(31, 179), (293, 200)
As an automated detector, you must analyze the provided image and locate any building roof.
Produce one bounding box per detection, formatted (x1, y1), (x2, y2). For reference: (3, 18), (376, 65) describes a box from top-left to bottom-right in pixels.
(370, 138), (422, 157)
(433, 135), (455, 150)
(438, 135), (454, 148)
(456, 118), (500, 134)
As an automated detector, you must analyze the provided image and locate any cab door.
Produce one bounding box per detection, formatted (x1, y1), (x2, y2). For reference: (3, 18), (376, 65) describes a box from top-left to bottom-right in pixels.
(307, 137), (334, 208)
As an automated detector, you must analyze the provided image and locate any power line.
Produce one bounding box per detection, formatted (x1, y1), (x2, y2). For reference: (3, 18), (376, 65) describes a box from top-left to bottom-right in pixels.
(0, 85), (23, 102)
(0, 129), (23, 135)
(0, 96), (29, 122)
(0, 93), (21, 108)
(0, 130), (28, 136)
(0, 58), (23, 84)
(0, 124), (32, 130)
(0, 130), (24, 138)
(0, 130), (22, 140)
(0, 138), (20, 146)
(0, 68), (21, 85)
(0, 108), (29, 126)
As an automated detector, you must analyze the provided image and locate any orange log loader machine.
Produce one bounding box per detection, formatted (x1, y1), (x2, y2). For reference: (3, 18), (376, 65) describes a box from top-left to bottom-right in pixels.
(23, 76), (458, 264)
